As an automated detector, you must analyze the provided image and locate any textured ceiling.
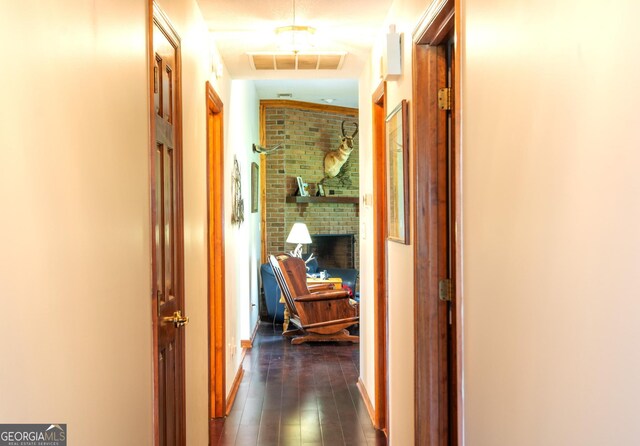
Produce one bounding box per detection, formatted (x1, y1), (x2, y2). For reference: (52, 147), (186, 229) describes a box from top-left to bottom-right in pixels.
(197, 0), (393, 79)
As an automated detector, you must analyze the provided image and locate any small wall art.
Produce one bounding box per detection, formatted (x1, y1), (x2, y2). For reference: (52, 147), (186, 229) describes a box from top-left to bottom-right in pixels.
(251, 162), (259, 213)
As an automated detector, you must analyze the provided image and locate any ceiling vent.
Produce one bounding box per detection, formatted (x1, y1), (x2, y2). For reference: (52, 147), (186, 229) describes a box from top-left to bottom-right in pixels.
(248, 52), (346, 71)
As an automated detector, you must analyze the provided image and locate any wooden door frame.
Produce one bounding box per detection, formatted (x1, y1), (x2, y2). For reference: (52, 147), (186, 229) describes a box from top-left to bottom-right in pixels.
(259, 101), (267, 264)
(371, 81), (389, 434)
(206, 81), (226, 420)
(148, 2), (186, 444)
(412, 0), (463, 444)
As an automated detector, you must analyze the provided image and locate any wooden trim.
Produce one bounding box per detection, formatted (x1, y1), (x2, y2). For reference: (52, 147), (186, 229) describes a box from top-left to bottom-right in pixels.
(259, 102), (268, 264)
(301, 317), (359, 329)
(260, 99), (358, 116)
(356, 378), (377, 429)
(285, 196), (359, 204)
(206, 82), (226, 421)
(453, 1), (464, 442)
(147, 3), (159, 444)
(241, 320), (260, 349)
(147, 0), (160, 445)
(225, 367), (244, 416)
(412, 0), (454, 45)
(372, 80), (388, 432)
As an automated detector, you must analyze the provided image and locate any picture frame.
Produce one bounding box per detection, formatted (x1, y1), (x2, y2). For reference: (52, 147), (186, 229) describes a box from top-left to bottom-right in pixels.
(251, 162), (259, 213)
(316, 183), (325, 197)
(296, 176), (309, 197)
(386, 99), (410, 244)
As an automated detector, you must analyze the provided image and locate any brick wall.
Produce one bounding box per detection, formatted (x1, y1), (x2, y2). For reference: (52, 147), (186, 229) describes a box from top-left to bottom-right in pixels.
(264, 103), (360, 271)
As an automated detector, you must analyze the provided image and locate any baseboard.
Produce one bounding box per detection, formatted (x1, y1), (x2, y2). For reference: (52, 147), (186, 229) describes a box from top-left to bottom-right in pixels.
(240, 320), (261, 349)
(226, 365), (244, 416)
(357, 378), (376, 428)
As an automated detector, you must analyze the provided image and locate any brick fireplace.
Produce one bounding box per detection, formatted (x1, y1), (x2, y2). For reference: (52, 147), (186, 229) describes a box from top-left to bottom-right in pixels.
(263, 101), (360, 270)
(309, 234), (356, 269)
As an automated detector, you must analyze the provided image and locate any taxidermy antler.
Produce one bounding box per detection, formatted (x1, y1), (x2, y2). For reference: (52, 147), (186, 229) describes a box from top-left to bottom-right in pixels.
(252, 143), (283, 154)
(323, 121), (358, 178)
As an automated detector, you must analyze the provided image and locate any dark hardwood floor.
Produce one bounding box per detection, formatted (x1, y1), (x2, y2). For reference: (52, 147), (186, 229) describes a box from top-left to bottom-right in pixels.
(210, 323), (387, 446)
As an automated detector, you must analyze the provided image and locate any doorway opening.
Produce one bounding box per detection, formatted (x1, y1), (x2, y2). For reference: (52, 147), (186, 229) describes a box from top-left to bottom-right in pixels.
(256, 89), (388, 430)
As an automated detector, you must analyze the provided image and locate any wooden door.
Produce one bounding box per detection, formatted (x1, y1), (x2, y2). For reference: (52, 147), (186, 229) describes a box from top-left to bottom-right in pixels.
(412, 0), (461, 444)
(150, 7), (186, 446)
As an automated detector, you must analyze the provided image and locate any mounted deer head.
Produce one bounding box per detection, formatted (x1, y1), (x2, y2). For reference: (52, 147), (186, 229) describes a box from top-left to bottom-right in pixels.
(323, 121), (359, 178)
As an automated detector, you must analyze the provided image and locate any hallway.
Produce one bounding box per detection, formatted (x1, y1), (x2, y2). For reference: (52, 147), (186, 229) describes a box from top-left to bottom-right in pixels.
(210, 324), (386, 445)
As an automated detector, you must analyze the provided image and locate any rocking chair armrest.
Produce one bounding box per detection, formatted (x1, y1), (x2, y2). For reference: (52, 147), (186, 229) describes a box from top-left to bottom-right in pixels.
(294, 290), (350, 302)
(307, 283), (334, 292)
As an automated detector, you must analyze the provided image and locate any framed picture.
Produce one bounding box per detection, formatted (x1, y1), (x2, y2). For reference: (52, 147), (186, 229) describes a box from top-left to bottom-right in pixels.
(316, 184), (325, 197)
(251, 162), (259, 213)
(296, 176), (309, 197)
(386, 99), (410, 244)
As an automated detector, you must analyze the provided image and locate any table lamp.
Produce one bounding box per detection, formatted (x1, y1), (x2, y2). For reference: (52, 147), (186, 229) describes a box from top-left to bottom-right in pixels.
(286, 222), (312, 259)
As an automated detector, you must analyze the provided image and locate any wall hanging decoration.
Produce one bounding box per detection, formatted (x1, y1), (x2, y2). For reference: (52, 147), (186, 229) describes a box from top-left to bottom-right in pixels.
(251, 162), (259, 213)
(323, 121), (359, 178)
(386, 99), (409, 244)
(295, 176), (309, 196)
(321, 120), (358, 189)
(231, 156), (244, 226)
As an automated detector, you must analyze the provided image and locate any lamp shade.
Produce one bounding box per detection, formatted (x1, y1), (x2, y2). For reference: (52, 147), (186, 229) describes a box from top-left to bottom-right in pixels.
(286, 222), (312, 245)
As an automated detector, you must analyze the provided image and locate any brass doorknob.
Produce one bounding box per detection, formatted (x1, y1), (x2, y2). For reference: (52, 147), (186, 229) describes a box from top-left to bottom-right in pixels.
(164, 310), (189, 328)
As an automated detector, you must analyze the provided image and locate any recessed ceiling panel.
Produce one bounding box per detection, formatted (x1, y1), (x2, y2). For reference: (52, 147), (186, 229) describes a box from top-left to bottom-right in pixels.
(249, 53), (346, 71)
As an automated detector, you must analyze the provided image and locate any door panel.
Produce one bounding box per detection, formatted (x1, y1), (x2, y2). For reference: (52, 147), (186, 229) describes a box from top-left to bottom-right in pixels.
(151, 8), (185, 446)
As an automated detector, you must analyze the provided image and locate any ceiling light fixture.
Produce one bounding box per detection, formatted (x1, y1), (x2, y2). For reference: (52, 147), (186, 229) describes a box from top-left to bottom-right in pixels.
(275, 0), (315, 53)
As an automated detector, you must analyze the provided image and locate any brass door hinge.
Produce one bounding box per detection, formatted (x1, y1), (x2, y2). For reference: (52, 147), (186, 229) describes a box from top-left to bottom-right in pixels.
(438, 87), (451, 111)
(439, 278), (454, 302)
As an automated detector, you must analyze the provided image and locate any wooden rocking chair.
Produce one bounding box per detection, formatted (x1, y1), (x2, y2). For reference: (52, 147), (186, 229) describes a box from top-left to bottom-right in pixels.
(268, 254), (359, 345)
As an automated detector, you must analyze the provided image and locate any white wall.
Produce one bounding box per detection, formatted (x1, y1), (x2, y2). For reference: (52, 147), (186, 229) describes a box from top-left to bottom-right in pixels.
(359, 0), (429, 444)
(462, 0), (640, 444)
(0, 1), (153, 444)
(225, 79), (261, 385)
(0, 1), (259, 445)
(225, 80), (261, 352)
(357, 54), (377, 420)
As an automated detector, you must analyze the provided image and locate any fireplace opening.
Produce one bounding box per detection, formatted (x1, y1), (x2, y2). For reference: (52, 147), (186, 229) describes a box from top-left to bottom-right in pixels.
(309, 234), (356, 269)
